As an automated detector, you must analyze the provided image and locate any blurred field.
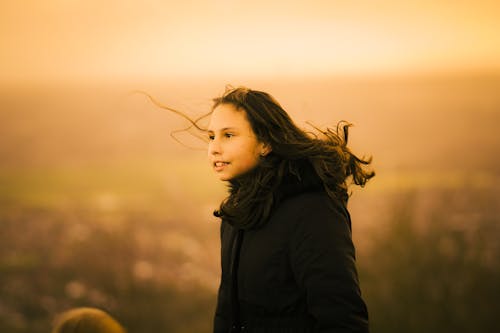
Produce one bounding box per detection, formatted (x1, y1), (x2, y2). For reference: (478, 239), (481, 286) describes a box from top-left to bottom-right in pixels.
(0, 74), (499, 332)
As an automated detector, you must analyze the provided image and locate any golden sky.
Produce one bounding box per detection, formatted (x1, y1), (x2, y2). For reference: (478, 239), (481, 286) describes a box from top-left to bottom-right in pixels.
(1, 0), (499, 82)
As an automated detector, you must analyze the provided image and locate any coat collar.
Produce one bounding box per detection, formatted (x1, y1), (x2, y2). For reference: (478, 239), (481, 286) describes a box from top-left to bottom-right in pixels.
(276, 159), (324, 202)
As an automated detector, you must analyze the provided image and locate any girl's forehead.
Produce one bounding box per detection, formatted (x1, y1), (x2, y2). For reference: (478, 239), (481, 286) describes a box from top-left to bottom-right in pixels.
(208, 104), (251, 130)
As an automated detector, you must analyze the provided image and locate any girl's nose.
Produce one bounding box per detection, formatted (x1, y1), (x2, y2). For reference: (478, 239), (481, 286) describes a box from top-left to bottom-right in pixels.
(208, 138), (221, 156)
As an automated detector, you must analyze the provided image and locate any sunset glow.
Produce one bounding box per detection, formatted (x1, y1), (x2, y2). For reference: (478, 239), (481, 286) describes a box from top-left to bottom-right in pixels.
(1, 0), (500, 82)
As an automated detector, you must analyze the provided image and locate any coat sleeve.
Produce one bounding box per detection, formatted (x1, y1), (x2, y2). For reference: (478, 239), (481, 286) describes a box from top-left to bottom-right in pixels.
(214, 280), (230, 333)
(213, 222), (230, 333)
(289, 194), (369, 333)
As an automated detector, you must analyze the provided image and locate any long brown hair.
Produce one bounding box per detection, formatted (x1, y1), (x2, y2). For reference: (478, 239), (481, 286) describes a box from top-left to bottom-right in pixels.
(142, 86), (374, 229)
(211, 87), (374, 229)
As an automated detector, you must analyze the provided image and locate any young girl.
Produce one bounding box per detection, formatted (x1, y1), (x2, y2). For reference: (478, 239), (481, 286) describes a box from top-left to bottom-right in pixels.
(205, 87), (374, 333)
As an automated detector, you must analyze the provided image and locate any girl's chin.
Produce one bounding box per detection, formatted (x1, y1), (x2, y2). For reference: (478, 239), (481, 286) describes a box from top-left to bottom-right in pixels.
(220, 166), (261, 182)
(216, 172), (233, 181)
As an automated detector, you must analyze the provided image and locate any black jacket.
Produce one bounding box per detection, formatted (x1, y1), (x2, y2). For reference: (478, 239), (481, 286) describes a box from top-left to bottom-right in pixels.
(213, 187), (369, 332)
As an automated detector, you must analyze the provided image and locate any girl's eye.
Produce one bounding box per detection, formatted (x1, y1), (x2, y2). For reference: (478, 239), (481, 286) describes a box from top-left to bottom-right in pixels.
(208, 134), (215, 140)
(224, 133), (234, 138)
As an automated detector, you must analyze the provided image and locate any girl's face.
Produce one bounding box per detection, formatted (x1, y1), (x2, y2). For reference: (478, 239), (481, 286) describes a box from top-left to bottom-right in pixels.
(207, 103), (270, 181)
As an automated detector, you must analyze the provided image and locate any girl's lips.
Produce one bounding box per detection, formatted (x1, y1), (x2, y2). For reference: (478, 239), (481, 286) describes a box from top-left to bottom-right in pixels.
(214, 161), (230, 172)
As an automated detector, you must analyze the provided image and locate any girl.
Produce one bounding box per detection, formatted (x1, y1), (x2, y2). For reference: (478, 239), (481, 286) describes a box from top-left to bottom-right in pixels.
(206, 87), (374, 333)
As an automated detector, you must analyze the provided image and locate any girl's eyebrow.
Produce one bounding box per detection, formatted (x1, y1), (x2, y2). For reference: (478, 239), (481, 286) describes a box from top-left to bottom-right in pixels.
(208, 127), (237, 133)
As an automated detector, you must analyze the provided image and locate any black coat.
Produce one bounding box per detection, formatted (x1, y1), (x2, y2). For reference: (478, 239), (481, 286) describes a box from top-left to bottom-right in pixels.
(213, 188), (369, 333)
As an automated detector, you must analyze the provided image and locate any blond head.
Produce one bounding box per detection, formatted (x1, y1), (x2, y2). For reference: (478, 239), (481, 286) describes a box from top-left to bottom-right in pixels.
(52, 307), (126, 333)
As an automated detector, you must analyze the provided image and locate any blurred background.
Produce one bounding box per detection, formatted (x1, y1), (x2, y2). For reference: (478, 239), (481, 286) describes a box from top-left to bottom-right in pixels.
(1, 1), (499, 332)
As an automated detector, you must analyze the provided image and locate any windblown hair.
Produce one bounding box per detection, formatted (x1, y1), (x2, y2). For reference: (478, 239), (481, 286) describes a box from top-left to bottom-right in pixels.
(140, 86), (375, 230)
(211, 86), (375, 230)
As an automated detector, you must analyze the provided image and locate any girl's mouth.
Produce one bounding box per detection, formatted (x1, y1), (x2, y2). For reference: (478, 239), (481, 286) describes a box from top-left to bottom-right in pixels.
(214, 161), (230, 171)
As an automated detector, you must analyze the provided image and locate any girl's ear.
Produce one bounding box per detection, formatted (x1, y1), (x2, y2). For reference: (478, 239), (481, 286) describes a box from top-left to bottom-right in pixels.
(260, 143), (272, 156)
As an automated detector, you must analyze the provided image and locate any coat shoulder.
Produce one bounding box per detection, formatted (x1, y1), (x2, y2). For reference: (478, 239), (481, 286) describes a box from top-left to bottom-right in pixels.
(272, 191), (349, 226)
